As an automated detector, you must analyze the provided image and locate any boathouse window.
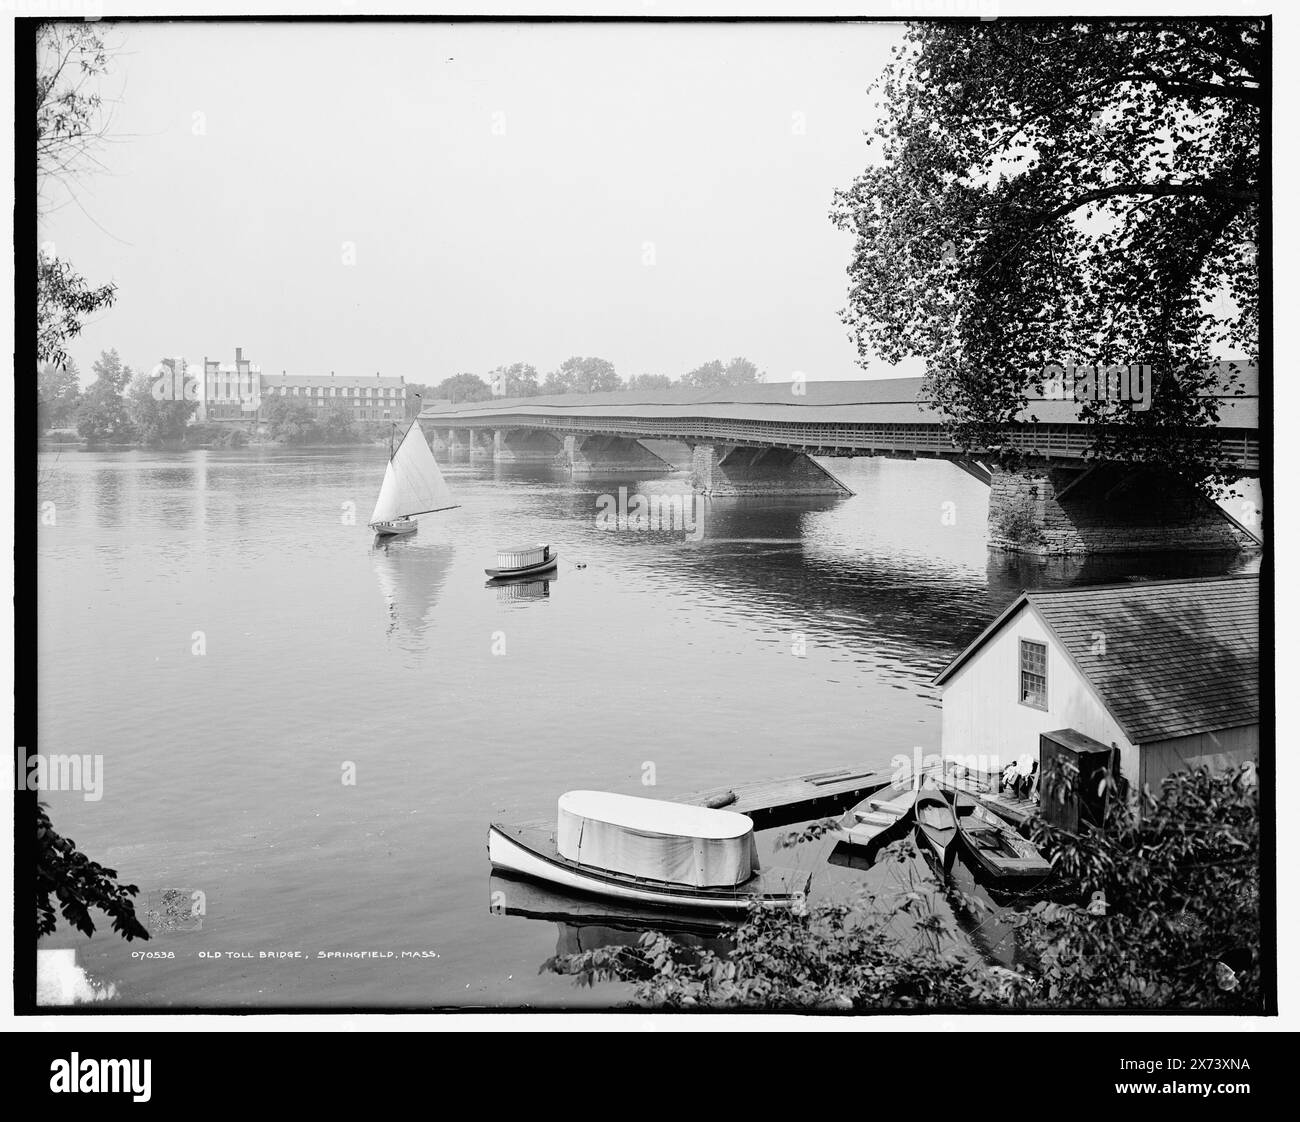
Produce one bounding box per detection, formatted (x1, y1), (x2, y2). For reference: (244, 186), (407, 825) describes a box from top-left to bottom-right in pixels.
(1020, 639), (1048, 709)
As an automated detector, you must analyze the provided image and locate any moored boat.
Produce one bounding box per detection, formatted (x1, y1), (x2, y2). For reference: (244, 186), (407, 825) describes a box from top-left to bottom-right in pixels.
(834, 780), (918, 849)
(914, 785), (958, 870)
(488, 790), (810, 912)
(485, 543), (559, 579)
(949, 791), (1052, 882)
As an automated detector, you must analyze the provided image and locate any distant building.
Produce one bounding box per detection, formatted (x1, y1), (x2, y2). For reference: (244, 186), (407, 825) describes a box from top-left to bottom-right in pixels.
(188, 348), (408, 427)
(933, 575), (1259, 796)
(195, 347), (261, 423)
(261, 371), (407, 423)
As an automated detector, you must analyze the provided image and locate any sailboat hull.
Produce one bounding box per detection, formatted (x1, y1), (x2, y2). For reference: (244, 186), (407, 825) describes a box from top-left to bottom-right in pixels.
(372, 518), (418, 537)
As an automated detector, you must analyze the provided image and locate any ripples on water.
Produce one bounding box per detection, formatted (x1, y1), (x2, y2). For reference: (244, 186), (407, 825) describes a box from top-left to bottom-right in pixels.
(35, 447), (1257, 1007)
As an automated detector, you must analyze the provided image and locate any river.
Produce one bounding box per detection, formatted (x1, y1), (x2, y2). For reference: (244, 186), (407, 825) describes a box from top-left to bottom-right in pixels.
(34, 445), (1258, 1007)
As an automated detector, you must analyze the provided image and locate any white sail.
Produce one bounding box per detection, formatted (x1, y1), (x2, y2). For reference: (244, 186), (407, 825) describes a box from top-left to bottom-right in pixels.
(369, 422), (457, 525)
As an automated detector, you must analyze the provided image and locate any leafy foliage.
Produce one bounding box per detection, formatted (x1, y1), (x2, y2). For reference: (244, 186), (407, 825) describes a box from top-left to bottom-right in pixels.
(436, 372), (493, 404)
(125, 369), (196, 446)
(36, 25), (120, 369)
(37, 251), (116, 371)
(486, 362), (541, 398)
(550, 765), (1260, 1011)
(262, 396), (319, 443)
(38, 360), (81, 431)
(830, 20), (1262, 487)
(542, 356), (622, 395)
(1021, 762), (1260, 1007)
(182, 423), (247, 448)
(75, 349), (133, 443)
(36, 802), (149, 942)
(317, 401), (360, 443)
(681, 357), (764, 390)
(625, 373), (675, 391)
(547, 840), (998, 1010)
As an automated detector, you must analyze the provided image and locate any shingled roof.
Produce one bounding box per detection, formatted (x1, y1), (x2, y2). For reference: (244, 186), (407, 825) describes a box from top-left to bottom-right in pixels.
(934, 575), (1260, 745)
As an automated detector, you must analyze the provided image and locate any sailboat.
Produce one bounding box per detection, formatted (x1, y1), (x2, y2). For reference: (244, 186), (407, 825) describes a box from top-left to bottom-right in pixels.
(369, 420), (459, 537)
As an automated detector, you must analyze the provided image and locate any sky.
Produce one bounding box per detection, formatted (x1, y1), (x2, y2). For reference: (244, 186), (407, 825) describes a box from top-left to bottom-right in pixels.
(41, 19), (922, 388)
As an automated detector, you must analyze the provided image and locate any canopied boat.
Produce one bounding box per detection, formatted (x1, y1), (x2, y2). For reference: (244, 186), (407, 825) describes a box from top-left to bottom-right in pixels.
(369, 421), (459, 537)
(488, 791), (809, 912)
(485, 543), (559, 579)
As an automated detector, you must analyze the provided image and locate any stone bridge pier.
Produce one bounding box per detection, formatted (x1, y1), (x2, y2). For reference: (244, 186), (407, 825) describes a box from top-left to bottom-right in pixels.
(438, 428), (476, 458)
(562, 434), (673, 475)
(493, 428), (565, 464)
(986, 463), (1261, 554)
(689, 444), (854, 496)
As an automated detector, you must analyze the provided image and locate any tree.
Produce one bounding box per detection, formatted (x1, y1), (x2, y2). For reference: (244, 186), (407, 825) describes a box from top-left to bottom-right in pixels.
(542, 356), (621, 395)
(486, 362), (541, 398)
(436, 372), (492, 404)
(550, 763), (1260, 1011)
(38, 359), (81, 431)
(263, 397), (318, 443)
(681, 356), (765, 389)
(75, 349), (132, 443)
(318, 401), (359, 443)
(36, 23), (119, 369)
(37, 253), (116, 371)
(830, 20), (1262, 488)
(404, 382), (432, 420)
(37, 802), (149, 942)
(125, 368), (196, 446)
(626, 373), (675, 391)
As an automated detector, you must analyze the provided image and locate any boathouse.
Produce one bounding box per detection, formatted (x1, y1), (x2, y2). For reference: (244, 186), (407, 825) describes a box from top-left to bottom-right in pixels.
(933, 575), (1259, 797)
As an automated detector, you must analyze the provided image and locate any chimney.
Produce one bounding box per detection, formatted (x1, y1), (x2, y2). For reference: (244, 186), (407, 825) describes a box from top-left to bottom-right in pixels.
(235, 347), (243, 363)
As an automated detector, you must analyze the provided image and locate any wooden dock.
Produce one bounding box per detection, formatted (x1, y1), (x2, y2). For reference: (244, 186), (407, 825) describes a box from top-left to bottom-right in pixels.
(676, 765), (897, 830)
(676, 764), (1039, 831)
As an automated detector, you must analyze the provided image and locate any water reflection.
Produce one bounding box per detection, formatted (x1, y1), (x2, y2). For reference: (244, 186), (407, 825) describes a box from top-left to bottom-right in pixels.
(370, 537), (454, 648)
(485, 576), (556, 601)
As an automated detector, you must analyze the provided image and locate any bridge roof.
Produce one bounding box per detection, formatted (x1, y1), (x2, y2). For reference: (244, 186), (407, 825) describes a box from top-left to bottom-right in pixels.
(422, 364), (1256, 429)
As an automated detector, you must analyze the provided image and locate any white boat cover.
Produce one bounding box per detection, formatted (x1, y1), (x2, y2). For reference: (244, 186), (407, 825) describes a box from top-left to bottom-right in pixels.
(556, 790), (759, 887)
(496, 544), (549, 569)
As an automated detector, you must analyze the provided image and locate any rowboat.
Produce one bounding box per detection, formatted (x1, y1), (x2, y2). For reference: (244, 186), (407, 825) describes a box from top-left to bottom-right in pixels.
(834, 781), (918, 849)
(488, 791), (810, 913)
(950, 791), (1052, 882)
(485, 543), (559, 579)
(914, 786), (958, 870)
